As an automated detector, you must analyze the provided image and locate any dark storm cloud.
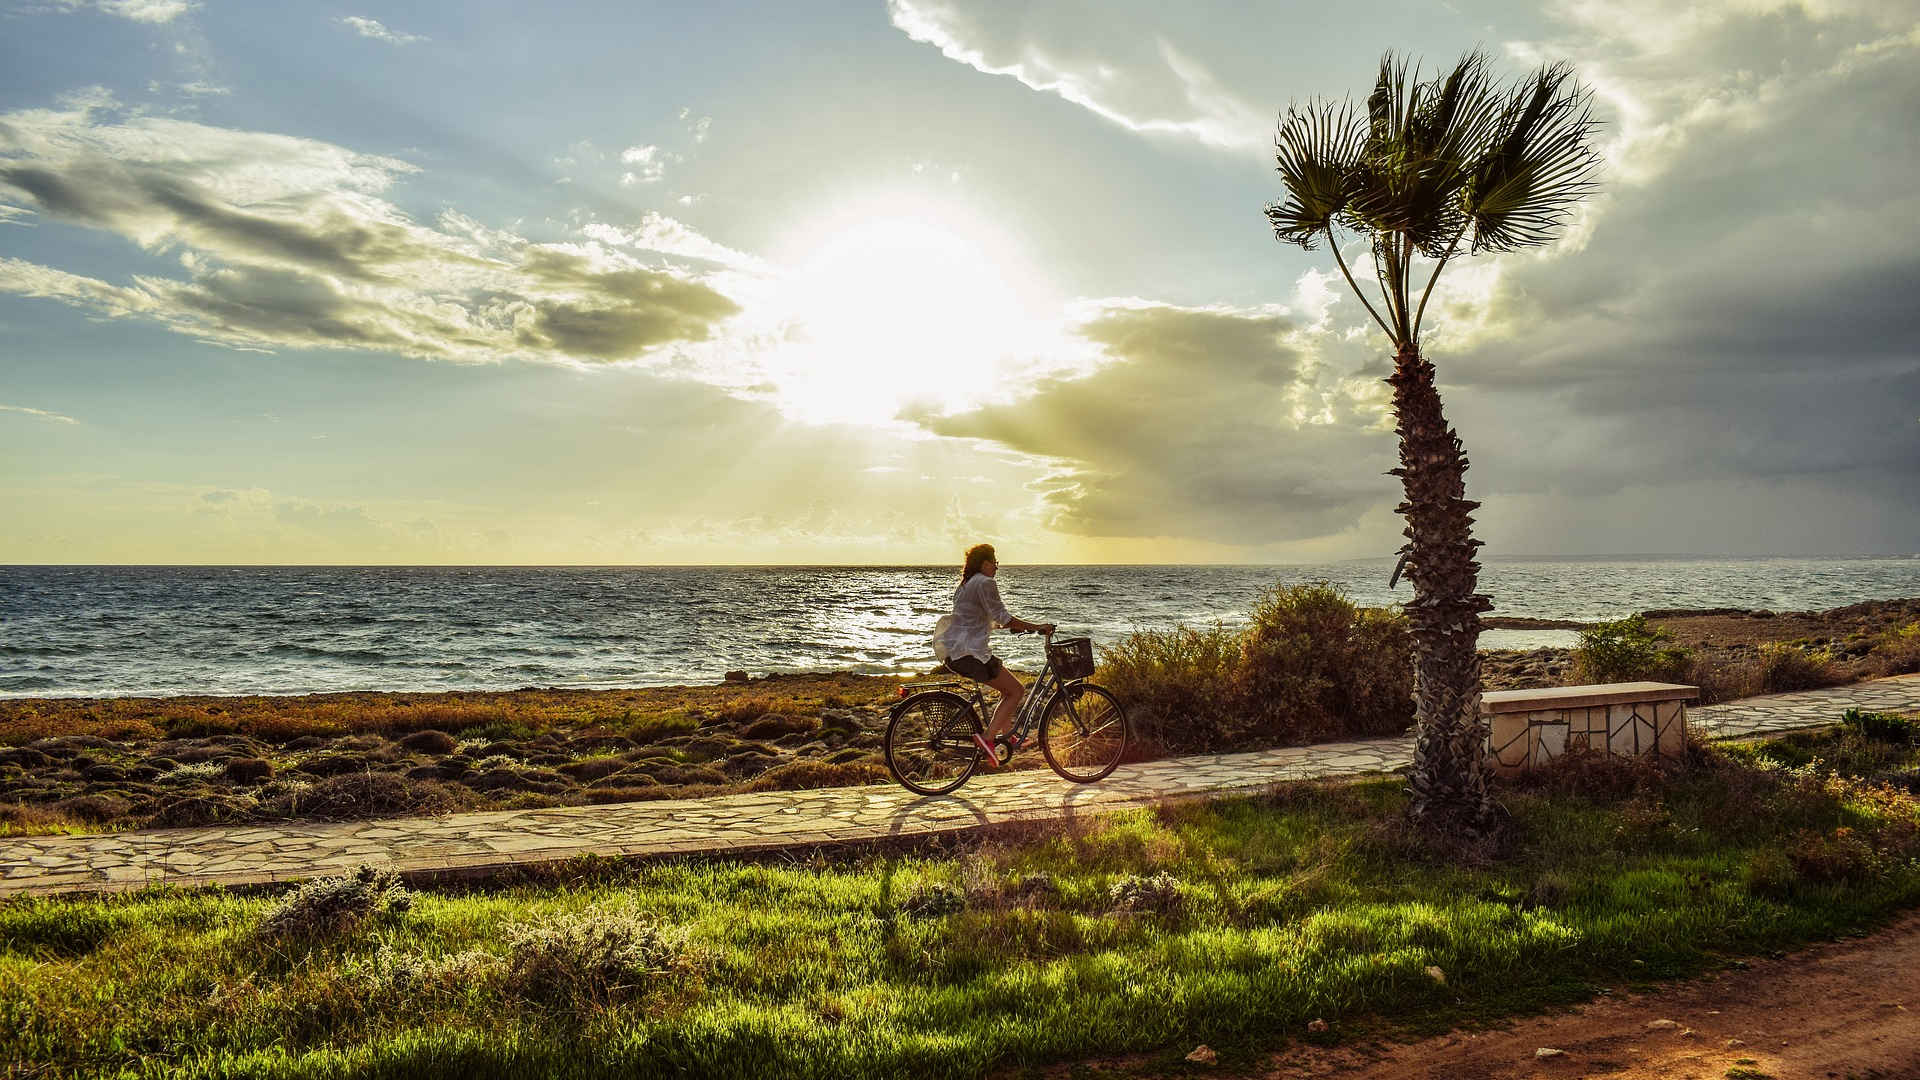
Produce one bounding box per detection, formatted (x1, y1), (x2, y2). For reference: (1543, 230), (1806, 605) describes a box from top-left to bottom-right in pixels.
(1427, 22), (1920, 508)
(917, 304), (1397, 544)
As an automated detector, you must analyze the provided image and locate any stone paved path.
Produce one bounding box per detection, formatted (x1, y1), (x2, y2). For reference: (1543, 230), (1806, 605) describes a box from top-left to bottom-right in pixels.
(3, 674), (1916, 900)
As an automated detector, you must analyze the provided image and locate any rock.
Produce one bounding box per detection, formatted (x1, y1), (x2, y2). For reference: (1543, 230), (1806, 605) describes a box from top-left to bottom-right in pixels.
(724, 670), (750, 682)
(398, 730), (458, 755)
(1645, 1019), (1681, 1031)
(1534, 1047), (1567, 1059)
(286, 735), (328, 751)
(1184, 1045), (1216, 1065)
(223, 758), (275, 785)
(1424, 965), (1446, 985)
(1725, 1038), (1746, 1048)
(827, 748), (871, 765)
(1307, 1019), (1328, 1033)
(81, 763), (127, 783)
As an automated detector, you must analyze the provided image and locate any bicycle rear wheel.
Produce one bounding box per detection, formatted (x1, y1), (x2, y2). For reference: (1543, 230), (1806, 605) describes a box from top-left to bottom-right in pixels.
(885, 690), (984, 796)
(1039, 682), (1128, 783)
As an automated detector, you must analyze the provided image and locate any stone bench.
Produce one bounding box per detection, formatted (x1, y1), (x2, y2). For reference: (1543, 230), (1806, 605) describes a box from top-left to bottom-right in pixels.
(1483, 681), (1699, 776)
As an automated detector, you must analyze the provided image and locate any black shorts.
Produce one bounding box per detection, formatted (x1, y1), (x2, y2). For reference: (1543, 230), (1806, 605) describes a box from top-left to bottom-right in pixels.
(944, 654), (1003, 683)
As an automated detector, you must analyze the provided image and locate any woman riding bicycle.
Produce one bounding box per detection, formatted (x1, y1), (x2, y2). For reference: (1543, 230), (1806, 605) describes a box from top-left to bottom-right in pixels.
(934, 543), (1052, 767)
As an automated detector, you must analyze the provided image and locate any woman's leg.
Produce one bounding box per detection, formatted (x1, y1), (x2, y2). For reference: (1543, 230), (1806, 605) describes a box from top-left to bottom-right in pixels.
(985, 668), (1024, 740)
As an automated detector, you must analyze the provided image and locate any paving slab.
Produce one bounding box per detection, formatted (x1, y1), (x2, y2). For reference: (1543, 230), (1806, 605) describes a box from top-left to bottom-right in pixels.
(1, 674), (1915, 900)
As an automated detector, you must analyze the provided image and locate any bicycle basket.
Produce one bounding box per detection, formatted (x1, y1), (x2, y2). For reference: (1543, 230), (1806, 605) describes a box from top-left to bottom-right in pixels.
(1047, 636), (1096, 680)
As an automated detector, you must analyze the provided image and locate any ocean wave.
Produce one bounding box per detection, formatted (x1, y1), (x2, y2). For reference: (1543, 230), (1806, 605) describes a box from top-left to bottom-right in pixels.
(264, 644), (395, 663)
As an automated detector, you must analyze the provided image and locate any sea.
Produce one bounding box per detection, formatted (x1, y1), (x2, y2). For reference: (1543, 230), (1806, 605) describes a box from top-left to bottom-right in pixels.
(2, 558), (1916, 699)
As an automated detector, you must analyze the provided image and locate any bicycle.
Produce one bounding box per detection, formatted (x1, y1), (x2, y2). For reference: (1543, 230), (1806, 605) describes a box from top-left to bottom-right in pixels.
(883, 630), (1130, 796)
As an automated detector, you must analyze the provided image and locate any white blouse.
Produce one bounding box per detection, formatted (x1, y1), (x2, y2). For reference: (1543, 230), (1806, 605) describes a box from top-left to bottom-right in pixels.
(934, 573), (1013, 663)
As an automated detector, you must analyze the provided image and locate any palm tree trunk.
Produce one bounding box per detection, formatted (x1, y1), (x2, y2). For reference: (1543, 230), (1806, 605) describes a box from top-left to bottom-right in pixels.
(1387, 342), (1496, 827)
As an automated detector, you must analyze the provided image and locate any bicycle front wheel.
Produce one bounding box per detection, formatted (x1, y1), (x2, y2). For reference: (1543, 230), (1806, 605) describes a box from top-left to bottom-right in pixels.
(884, 690), (984, 796)
(1039, 682), (1128, 783)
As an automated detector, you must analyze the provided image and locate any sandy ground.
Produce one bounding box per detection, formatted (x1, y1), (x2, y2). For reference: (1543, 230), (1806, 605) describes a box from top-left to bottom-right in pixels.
(1237, 912), (1920, 1080)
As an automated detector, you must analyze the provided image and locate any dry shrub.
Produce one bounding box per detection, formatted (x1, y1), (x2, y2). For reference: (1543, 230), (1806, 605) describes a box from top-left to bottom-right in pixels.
(49, 794), (129, 824)
(712, 697), (777, 725)
(745, 760), (888, 791)
(504, 908), (695, 1012)
(0, 800), (79, 835)
(360, 945), (504, 1000)
(1516, 746), (1679, 801)
(1869, 623), (1920, 676)
(273, 772), (470, 821)
(1754, 642), (1845, 693)
(1108, 871), (1184, 914)
(898, 882), (967, 919)
(1102, 583), (1413, 754)
(260, 864), (411, 939)
(1681, 652), (1762, 704)
(742, 713), (817, 739)
(152, 793), (259, 828)
(1786, 826), (1882, 883)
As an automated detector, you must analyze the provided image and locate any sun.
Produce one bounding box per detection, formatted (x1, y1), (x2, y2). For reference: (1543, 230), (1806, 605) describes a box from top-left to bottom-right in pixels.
(767, 197), (1056, 425)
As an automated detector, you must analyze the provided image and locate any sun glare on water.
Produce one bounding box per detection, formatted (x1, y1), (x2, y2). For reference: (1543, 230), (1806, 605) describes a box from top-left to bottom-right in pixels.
(769, 199), (1057, 425)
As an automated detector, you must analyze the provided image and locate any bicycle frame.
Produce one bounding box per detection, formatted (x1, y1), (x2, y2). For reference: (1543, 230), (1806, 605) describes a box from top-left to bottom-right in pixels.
(896, 636), (1086, 745)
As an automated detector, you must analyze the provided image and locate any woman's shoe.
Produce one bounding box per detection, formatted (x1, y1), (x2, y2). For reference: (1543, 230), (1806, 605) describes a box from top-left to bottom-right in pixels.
(972, 733), (1001, 767)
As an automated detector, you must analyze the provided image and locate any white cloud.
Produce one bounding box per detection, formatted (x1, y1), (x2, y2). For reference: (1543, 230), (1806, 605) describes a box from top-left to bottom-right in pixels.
(887, 0), (1267, 152)
(51, 0), (197, 23)
(678, 107), (712, 143)
(338, 16), (427, 45)
(0, 98), (740, 367)
(581, 213), (767, 273)
(618, 144), (668, 185)
(0, 403), (80, 424)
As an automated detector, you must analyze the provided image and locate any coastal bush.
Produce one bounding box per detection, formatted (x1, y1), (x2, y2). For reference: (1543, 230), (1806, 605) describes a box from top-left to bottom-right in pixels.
(1572, 614), (1693, 684)
(1098, 624), (1244, 748)
(1102, 583), (1413, 753)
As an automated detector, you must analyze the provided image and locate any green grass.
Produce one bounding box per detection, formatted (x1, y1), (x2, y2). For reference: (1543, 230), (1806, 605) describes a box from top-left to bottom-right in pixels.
(6, 730), (1920, 1079)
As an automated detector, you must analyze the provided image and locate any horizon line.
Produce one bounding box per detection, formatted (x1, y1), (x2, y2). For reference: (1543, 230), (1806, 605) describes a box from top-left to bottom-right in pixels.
(3, 553), (1915, 570)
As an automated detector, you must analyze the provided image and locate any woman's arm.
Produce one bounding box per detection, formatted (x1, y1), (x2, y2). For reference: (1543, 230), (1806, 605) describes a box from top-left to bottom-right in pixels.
(982, 579), (1054, 635)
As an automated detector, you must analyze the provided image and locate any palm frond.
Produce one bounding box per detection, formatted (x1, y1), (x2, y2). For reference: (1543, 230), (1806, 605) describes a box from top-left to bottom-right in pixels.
(1265, 98), (1364, 251)
(1343, 51), (1504, 257)
(1463, 61), (1602, 253)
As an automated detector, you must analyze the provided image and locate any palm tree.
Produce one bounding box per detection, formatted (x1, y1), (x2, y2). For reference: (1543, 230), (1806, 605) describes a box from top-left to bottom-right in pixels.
(1265, 51), (1601, 828)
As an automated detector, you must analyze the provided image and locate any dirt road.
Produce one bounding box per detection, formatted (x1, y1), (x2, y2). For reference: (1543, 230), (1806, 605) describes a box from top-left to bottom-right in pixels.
(1255, 913), (1920, 1079)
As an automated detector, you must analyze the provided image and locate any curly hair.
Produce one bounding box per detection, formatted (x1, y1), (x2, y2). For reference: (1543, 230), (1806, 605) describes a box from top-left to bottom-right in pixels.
(961, 543), (996, 584)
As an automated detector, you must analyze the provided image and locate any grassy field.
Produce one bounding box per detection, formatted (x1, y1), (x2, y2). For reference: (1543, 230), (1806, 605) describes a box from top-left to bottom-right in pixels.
(4, 716), (1919, 1079)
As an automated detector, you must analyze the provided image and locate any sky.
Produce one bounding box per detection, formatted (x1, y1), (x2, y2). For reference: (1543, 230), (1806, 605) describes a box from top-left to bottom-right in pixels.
(1, 0), (1915, 565)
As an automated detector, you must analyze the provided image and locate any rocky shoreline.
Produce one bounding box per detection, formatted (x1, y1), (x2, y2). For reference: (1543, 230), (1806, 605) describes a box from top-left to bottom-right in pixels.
(2, 598), (1914, 836)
